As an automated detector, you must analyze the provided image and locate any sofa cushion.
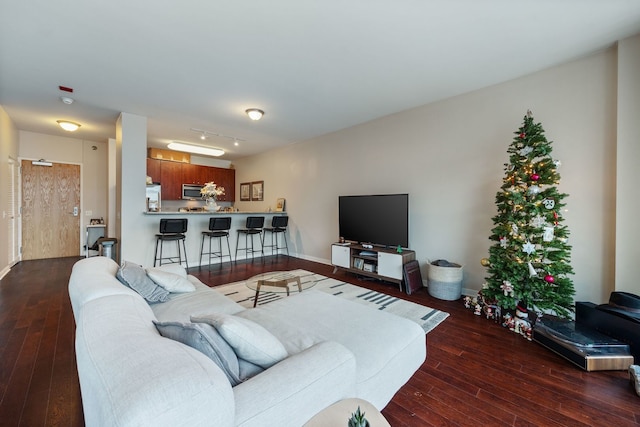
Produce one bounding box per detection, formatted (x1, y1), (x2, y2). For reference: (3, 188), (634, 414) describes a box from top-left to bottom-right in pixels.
(154, 320), (242, 386)
(191, 313), (288, 369)
(116, 261), (169, 303)
(145, 267), (196, 293)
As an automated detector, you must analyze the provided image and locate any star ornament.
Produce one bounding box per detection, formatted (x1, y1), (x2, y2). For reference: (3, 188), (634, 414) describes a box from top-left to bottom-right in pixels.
(522, 241), (536, 255)
(530, 215), (545, 228)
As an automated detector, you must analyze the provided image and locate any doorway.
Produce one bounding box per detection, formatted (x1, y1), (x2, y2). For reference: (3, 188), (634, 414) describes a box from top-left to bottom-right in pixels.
(21, 160), (81, 260)
(7, 158), (19, 266)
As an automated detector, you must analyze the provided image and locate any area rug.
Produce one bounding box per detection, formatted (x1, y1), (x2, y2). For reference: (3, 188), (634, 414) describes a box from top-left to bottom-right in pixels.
(214, 269), (449, 334)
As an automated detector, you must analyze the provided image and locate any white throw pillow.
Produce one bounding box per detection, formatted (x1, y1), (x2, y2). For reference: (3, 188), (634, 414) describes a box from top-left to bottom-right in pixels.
(154, 264), (188, 278)
(191, 313), (288, 369)
(146, 267), (195, 293)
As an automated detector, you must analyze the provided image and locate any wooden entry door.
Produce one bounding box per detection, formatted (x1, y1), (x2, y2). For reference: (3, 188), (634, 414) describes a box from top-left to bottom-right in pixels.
(21, 160), (81, 260)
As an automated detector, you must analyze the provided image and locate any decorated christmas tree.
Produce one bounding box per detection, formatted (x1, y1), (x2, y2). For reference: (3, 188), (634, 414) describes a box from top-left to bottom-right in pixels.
(483, 111), (575, 319)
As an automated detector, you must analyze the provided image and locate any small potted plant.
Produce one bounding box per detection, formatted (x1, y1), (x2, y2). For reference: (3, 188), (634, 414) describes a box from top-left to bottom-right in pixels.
(348, 406), (369, 427)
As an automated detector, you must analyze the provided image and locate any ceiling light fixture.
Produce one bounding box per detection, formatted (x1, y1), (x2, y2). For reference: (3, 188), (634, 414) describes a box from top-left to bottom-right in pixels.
(57, 120), (81, 131)
(190, 128), (246, 143)
(167, 142), (225, 157)
(32, 159), (53, 167)
(245, 108), (264, 121)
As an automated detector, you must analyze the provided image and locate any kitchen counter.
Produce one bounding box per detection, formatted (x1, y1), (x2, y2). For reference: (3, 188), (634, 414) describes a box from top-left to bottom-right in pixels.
(139, 211), (288, 267)
(144, 210), (286, 215)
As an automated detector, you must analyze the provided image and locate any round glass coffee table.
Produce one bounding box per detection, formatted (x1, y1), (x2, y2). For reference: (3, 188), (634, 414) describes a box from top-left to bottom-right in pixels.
(245, 271), (318, 307)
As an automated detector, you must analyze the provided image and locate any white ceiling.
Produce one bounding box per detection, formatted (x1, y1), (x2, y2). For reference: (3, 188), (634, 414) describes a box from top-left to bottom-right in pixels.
(2, 1), (640, 160)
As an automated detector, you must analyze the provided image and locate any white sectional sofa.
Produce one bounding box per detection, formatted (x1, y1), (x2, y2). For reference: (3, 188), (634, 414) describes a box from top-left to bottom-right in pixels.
(68, 257), (426, 427)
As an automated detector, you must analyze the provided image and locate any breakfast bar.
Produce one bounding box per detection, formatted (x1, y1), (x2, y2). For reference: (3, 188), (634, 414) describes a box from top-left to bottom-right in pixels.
(141, 211), (287, 268)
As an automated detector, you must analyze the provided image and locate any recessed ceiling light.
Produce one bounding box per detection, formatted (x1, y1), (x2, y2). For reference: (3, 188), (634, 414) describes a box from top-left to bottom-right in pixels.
(245, 108), (264, 121)
(167, 142), (224, 157)
(57, 120), (81, 131)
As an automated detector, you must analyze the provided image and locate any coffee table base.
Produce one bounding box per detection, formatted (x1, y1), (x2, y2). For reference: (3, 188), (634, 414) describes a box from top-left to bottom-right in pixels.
(253, 276), (302, 307)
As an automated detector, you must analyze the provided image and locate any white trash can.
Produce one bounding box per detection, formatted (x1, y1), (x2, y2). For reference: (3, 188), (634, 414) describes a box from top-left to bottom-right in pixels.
(427, 259), (463, 301)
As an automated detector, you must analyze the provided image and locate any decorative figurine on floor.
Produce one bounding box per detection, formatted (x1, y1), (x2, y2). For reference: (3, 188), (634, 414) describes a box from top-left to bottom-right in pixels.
(514, 301), (532, 340)
(502, 312), (515, 330)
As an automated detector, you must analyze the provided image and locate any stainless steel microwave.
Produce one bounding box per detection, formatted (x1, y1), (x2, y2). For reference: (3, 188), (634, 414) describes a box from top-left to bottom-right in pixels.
(182, 184), (204, 200)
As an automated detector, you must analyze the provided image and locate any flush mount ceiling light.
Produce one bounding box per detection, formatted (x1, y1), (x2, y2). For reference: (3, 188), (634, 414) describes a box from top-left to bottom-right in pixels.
(167, 142), (225, 157)
(57, 120), (81, 131)
(245, 108), (264, 121)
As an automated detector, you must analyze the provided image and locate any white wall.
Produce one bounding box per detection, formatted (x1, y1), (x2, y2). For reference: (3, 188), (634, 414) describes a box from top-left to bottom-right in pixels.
(615, 34), (640, 294)
(0, 106), (19, 278)
(116, 113), (147, 264)
(234, 46), (619, 304)
(18, 130), (108, 255)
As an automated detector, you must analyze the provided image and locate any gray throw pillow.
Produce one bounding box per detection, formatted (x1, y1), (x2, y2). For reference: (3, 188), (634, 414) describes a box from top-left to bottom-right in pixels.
(116, 261), (170, 303)
(154, 320), (242, 386)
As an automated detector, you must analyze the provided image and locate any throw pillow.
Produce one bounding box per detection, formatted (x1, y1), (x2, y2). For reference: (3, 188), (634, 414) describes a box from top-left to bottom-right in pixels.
(191, 313), (288, 369)
(154, 264), (188, 278)
(145, 267), (195, 293)
(154, 320), (242, 386)
(116, 261), (169, 303)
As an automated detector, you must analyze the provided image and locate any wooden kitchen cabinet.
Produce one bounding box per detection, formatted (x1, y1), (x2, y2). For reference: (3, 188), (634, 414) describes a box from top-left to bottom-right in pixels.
(146, 158), (161, 183)
(159, 161), (183, 200)
(182, 164), (207, 185)
(147, 159), (236, 201)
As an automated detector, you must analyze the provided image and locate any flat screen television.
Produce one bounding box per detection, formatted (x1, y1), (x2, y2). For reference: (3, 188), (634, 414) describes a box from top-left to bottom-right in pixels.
(338, 194), (409, 248)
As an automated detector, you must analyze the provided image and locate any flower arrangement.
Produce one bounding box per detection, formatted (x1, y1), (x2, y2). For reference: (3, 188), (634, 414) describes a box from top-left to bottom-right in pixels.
(200, 182), (225, 200)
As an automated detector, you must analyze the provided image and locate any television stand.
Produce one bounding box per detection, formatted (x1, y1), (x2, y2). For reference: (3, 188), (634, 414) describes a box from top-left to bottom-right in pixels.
(331, 243), (416, 291)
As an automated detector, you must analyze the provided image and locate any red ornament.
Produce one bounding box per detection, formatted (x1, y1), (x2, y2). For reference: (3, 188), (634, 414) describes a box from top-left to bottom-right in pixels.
(520, 132), (526, 139)
(544, 274), (555, 283)
(530, 173), (540, 181)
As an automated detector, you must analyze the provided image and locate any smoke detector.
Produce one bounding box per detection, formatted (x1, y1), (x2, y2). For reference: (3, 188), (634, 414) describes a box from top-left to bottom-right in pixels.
(60, 96), (74, 105)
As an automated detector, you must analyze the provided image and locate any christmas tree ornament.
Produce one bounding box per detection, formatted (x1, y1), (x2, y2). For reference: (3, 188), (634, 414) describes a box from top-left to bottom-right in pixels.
(543, 199), (555, 209)
(528, 185), (540, 195)
(530, 173), (540, 181)
(522, 241), (536, 255)
(543, 226), (554, 242)
(500, 237), (508, 248)
(528, 262), (537, 277)
(519, 146), (533, 156)
(501, 280), (514, 297)
(520, 132), (526, 139)
(530, 215), (545, 228)
(480, 258), (490, 267)
(544, 274), (555, 283)
(554, 159), (562, 168)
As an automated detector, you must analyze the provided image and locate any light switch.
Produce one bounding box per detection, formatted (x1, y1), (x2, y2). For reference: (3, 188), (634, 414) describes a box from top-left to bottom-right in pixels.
(86, 210), (92, 216)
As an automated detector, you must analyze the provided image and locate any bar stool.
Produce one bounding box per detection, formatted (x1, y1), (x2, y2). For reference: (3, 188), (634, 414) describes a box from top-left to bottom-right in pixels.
(154, 218), (188, 268)
(199, 217), (232, 268)
(235, 216), (265, 262)
(262, 216), (289, 256)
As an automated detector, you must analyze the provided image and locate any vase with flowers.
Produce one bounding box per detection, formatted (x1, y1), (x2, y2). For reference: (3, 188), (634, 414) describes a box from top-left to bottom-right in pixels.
(200, 182), (225, 211)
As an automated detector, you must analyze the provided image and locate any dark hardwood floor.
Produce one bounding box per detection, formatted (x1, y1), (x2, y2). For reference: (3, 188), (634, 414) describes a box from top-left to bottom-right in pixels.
(1, 256), (638, 426)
